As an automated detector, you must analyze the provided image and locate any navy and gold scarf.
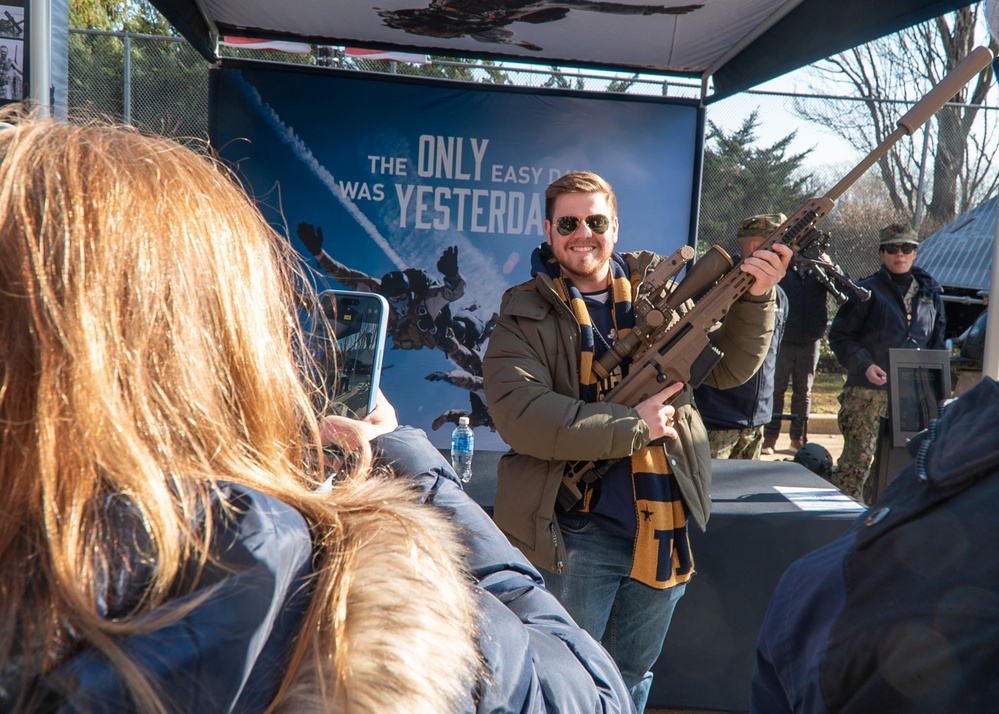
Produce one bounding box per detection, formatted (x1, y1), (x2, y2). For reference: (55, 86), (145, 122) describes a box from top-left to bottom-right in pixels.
(532, 243), (693, 589)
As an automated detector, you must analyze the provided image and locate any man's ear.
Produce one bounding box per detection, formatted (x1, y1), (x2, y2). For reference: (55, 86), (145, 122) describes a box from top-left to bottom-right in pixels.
(544, 220), (553, 246)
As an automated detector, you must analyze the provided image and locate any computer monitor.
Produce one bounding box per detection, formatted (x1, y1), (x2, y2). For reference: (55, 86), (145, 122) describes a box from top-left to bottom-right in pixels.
(870, 349), (952, 503)
(886, 348), (951, 448)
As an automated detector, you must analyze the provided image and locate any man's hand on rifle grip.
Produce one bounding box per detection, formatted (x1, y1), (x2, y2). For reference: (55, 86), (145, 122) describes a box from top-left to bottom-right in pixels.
(742, 242), (793, 296)
(635, 382), (685, 441)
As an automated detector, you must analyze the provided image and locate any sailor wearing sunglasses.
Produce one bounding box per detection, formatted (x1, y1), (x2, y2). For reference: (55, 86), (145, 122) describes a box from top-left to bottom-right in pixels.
(483, 171), (789, 713)
(828, 223), (947, 503)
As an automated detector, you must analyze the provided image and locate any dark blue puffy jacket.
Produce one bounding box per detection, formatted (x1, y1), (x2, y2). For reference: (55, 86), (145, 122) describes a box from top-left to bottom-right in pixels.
(33, 427), (634, 713)
(752, 378), (999, 713)
(35, 483), (314, 712)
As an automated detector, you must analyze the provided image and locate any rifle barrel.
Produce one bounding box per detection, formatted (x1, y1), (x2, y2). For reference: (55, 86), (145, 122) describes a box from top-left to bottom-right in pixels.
(825, 46), (994, 203)
(558, 45), (996, 509)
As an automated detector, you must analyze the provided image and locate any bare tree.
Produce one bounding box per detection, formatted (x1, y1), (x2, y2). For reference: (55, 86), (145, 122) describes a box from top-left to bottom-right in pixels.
(820, 173), (908, 282)
(794, 6), (999, 231)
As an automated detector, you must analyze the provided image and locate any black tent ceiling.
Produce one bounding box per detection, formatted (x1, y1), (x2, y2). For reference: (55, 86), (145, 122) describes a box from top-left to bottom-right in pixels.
(149, 0), (971, 101)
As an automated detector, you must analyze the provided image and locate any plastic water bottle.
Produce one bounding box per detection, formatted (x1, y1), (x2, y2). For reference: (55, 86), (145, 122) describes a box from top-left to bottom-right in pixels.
(450, 416), (474, 483)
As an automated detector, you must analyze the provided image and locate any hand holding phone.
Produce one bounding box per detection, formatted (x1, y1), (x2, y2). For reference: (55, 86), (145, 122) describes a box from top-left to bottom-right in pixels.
(311, 289), (388, 419)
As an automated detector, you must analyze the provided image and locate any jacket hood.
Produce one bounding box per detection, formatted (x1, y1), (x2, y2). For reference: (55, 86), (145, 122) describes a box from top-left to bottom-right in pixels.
(908, 377), (999, 491)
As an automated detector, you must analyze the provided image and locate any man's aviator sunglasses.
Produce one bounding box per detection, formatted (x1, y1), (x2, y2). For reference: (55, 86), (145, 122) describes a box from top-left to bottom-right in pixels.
(880, 243), (917, 255)
(554, 214), (612, 237)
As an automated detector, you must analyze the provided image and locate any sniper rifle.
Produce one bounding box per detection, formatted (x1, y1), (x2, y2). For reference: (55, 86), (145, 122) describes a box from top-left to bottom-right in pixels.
(557, 45), (994, 510)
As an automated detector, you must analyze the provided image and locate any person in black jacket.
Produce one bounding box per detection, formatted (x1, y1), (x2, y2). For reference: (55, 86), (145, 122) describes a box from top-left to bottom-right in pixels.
(827, 223), (946, 502)
(0, 117), (634, 713)
(695, 213), (788, 459)
(761, 255), (831, 454)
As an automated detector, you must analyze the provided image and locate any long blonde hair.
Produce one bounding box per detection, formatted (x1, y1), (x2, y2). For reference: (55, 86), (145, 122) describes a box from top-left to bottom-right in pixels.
(0, 116), (478, 712)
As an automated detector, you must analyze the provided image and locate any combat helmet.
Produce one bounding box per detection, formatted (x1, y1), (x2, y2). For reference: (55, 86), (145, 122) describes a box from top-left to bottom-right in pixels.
(793, 442), (834, 478)
(380, 270), (410, 299)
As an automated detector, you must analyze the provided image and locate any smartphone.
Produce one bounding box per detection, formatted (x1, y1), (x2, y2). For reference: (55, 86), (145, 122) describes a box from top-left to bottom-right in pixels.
(310, 289), (389, 419)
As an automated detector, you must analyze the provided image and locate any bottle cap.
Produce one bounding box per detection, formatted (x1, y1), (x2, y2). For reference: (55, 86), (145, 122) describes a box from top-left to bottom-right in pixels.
(458, 416), (470, 426)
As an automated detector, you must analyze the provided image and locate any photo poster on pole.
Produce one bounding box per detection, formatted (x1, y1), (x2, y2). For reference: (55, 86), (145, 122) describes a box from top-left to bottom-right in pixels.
(210, 59), (703, 450)
(0, 0), (25, 104)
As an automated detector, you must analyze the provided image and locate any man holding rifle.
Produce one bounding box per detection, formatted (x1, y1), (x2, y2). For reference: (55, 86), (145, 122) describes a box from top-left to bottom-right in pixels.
(761, 243), (833, 454)
(483, 171), (789, 712)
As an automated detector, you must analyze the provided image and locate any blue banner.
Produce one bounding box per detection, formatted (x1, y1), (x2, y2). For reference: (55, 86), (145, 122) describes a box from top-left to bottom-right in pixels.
(211, 60), (703, 450)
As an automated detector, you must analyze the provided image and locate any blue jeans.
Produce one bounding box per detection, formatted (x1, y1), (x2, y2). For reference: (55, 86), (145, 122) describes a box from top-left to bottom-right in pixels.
(543, 512), (687, 713)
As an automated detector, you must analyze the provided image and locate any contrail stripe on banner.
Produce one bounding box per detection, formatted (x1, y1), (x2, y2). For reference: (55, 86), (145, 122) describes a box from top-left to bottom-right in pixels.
(231, 70), (407, 271)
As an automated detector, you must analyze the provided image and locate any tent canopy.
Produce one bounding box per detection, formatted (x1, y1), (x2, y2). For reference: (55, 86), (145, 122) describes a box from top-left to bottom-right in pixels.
(149, 0), (970, 101)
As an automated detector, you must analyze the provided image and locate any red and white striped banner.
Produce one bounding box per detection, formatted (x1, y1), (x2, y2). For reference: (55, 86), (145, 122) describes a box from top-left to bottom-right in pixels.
(344, 47), (427, 64)
(221, 36), (312, 54)
(219, 39), (427, 64)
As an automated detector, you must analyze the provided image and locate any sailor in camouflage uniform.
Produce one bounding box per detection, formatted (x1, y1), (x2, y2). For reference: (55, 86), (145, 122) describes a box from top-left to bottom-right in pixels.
(828, 224), (946, 502)
(696, 214), (788, 460)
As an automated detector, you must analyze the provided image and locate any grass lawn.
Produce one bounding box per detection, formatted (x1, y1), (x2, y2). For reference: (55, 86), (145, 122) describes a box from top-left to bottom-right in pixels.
(811, 370), (845, 414)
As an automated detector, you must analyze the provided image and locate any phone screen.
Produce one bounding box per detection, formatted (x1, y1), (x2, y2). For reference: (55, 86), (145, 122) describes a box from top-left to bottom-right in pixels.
(311, 290), (388, 419)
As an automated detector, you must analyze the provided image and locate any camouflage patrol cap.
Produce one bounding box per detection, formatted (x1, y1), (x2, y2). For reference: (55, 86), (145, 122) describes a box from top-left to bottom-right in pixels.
(878, 223), (919, 246)
(737, 213), (786, 238)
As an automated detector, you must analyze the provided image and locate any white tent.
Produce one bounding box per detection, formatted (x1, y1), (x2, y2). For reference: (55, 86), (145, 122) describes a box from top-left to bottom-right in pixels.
(147, 0), (974, 102)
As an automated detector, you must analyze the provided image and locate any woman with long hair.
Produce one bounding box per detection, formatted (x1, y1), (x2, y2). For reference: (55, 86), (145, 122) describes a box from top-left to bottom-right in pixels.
(0, 117), (631, 712)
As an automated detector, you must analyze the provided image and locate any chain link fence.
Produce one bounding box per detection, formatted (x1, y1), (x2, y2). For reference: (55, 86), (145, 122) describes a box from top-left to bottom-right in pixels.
(68, 29), (999, 292)
(69, 30), (209, 141)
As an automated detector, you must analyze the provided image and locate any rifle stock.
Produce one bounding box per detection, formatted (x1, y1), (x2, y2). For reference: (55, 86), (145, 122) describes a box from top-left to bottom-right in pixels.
(557, 45), (995, 510)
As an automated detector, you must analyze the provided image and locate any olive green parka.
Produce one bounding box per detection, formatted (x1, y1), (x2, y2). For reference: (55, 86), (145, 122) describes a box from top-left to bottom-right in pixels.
(482, 250), (776, 574)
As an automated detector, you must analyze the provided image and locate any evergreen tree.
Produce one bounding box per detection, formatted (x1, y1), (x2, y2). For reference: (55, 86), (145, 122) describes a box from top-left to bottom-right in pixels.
(334, 53), (510, 85)
(69, 0), (210, 138)
(543, 66), (584, 90)
(699, 109), (814, 254)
